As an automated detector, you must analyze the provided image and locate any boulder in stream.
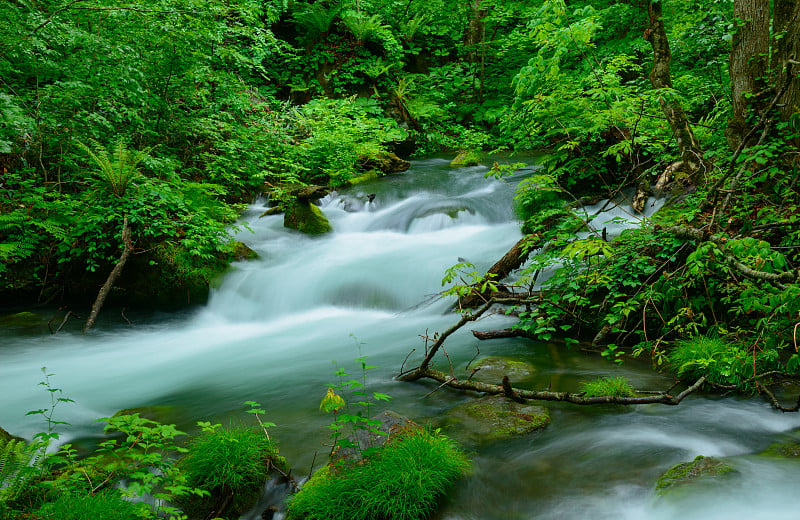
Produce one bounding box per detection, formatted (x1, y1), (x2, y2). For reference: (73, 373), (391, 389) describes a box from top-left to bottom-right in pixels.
(450, 150), (482, 167)
(655, 455), (738, 496)
(360, 151), (410, 174)
(441, 395), (550, 444)
(284, 202), (333, 235)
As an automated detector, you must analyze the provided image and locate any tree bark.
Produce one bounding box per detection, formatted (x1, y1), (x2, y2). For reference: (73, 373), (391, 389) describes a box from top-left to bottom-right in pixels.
(83, 216), (133, 333)
(645, 1), (707, 185)
(771, 0), (800, 123)
(726, 0), (770, 150)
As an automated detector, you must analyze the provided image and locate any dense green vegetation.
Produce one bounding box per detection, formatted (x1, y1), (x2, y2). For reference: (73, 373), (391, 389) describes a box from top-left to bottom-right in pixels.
(2, 0), (800, 515)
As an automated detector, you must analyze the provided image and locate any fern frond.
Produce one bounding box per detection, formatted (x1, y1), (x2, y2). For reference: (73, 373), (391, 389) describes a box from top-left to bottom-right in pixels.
(78, 138), (152, 197)
(0, 438), (44, 503)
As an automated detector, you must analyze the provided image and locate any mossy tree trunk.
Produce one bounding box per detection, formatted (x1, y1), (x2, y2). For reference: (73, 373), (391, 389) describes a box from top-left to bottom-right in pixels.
(726, 0), (770, 150)
(645, 1), (707, 186)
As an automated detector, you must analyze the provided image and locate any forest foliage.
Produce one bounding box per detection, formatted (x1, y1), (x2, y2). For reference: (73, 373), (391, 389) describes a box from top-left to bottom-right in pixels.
(1, 0), (799, 397)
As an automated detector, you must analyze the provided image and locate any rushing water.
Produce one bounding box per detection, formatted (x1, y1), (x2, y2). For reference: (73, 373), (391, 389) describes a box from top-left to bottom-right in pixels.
(2, 158), (800, 519)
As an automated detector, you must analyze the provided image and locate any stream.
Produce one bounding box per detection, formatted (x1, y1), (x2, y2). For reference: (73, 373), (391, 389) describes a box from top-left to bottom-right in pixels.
(2, 158), (800, 519)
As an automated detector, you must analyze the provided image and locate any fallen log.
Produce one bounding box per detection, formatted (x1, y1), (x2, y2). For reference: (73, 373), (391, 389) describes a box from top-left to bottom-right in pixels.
(408, 367), (706, 406)
(471, 328), (528, 340)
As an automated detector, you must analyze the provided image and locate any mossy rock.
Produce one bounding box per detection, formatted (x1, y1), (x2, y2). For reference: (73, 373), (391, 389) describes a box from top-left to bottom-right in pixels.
(284, 202), (333, 235)
(111, 405), (182, 425)
(655, 455), (738, 496)
(759, 440), (800, 458)
(337, 410), (421, 463)
(0, 311), (49, 329)
(360, 151), (410, 174)
(470, 357), (536, 384)
(450, 150), (482, 167)
(441, 395), (550, 444)
(348, 170), (380, 186)
(0, 425), (25, 443)
(226, 240), (258, 261)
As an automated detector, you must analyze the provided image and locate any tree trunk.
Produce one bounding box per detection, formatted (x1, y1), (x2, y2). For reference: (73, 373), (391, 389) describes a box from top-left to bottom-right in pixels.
(771, 0), (800, 123)
(645, 1), (707, 185)
(726, 0), (770, 150)
(83, 216), (133, 333)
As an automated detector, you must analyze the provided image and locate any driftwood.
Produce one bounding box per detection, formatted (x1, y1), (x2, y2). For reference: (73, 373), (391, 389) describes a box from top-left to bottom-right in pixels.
(83, 215), (133, 333)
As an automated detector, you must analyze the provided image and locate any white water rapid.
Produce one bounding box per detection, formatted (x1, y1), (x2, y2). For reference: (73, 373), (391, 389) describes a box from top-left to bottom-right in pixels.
(2, 158), (800, 519)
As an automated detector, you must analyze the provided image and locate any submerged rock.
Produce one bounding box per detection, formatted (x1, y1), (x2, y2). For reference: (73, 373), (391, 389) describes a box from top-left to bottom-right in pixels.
(441, 395), (550, 444)
(759, 439), (800, 458)
(470, 356), (537, 384)
(655, 455), (738, 496)
(284, 202), (333, 235)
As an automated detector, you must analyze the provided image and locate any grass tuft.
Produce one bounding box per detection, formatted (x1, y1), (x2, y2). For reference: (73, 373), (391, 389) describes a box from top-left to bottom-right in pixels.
(580, 376), (636, 397)
(287, 428), (470, 520)
(35, 491), (149, 520)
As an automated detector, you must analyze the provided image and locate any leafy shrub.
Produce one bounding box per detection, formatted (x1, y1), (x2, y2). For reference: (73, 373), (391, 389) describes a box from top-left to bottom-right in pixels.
(286, 428), (469, 520)
(580, 376), (636, 398)
(34, 491), (151, 520)
(667, 335), (777, 388)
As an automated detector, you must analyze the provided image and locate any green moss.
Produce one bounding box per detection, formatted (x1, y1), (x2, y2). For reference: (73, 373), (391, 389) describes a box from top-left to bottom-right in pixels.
(226, 240), (259, 261)
(450, 150), (482, 167)
(443, 395), (550, 444)
(348, 170), (380, 185)
(471, 357), (536, 383)
(759, 441), (800, 458)
(284, 202), (333, 235)
(656, 456), (737, 495)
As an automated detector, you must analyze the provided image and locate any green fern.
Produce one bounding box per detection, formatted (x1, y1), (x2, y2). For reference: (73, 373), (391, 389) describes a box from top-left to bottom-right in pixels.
(292, 4), (341, 43)
(0, 438), (44, 503)
(78, 138), (152, 198)
(341, 11), (386, 45)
